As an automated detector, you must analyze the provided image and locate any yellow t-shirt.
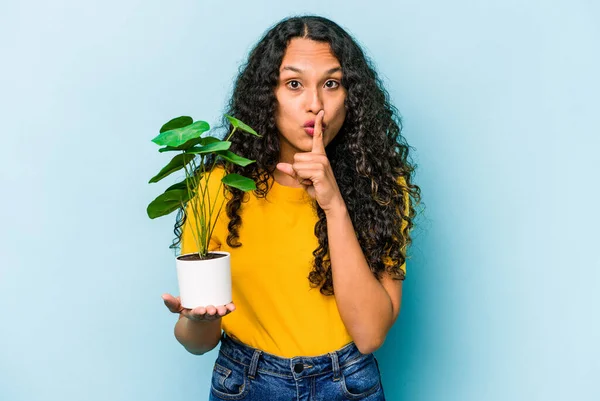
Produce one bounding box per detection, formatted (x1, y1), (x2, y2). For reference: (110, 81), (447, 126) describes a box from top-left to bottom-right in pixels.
(181, 166), (406, 357)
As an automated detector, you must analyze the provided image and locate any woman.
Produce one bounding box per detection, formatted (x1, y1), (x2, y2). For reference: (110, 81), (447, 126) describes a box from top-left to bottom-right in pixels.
(162, 15), (421, 400)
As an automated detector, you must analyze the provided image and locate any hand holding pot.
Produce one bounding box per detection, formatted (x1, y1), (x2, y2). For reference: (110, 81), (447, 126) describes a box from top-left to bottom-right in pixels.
(162, 293), (235, 321)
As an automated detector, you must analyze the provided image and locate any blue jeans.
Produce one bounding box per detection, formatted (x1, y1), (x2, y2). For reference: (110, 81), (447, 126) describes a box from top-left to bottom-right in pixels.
(209, 333), (385, 400)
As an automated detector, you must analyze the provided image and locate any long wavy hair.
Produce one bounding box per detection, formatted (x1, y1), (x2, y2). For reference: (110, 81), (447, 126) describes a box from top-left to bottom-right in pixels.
(172, 15), (421, 295)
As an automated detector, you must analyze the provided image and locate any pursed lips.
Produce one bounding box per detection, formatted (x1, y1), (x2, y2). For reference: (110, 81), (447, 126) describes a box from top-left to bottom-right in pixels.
(303, 121), (326, 129)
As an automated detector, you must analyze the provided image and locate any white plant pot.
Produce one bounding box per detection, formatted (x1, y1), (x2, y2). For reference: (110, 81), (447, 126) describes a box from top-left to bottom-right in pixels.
(176, 251), (231, 309)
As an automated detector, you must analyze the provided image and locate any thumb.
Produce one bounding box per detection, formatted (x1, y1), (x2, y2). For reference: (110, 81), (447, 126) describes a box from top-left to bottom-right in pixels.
(276, 162), (296, 178)
(162, 294), (183, 313)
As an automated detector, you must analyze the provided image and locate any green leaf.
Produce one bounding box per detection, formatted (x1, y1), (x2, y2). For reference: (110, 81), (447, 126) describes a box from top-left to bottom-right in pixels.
(215, 150), (255, 167)
(152, 120), (210, 147)
(158, 135), (222, 153)
(158, 139), (203, 152)
(221, 173), (256, 192)
(158, 146), (183, 153)
(224, 114), (261, 136)
(149, 153), (195, 183)
(199, 136), (221, 145)
(165, 178), (194, 192)
(159, 116), (193, 134)
(147, 189), (191, 219)
(185, 141), (231, 154)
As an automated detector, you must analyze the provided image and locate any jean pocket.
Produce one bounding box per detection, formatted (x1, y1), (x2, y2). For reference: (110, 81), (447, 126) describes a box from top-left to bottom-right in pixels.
(340, 354), (382, 399)
(210, 354), (250, 400)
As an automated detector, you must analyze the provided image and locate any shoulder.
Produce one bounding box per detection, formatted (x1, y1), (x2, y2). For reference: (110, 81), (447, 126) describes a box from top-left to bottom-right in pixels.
(394, 174), (409, 206)
(396, 174), (408, 187)
(204, 164), (227, 184)
(201, 164), (229, 186)
(192, 165), (229, 203)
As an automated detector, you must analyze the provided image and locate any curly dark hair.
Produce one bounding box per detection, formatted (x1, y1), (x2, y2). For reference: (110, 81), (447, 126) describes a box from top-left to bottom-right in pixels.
(172, 15), (422, 295)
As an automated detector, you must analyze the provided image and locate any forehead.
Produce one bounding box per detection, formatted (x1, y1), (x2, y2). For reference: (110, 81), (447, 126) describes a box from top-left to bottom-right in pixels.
(280, 38), (340, 71)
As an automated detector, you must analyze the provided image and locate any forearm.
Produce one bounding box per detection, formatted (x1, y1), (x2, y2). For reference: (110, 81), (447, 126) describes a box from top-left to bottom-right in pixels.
(174, 315), (222, 355)
(326, 204), (394, 354)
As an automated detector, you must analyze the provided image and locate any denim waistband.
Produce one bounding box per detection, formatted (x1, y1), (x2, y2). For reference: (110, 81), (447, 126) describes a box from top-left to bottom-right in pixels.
(218, 332), (370, 380)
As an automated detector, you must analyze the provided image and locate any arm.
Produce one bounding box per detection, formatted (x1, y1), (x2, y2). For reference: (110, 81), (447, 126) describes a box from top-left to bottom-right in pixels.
(325, 203), (403, 355)
(174, 314), (222, 355)
(275, 111), (405, 354)
(173, 166), (228, 355)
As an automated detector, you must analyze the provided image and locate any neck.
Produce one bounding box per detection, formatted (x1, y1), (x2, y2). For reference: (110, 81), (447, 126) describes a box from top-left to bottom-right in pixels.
(272, 166), (302, 188)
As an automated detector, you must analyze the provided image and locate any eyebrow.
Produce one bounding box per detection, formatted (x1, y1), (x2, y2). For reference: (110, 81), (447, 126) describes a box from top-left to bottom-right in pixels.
(280, 66), (342, 75)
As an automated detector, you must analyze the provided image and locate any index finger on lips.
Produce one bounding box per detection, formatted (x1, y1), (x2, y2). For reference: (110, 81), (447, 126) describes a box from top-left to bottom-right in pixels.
(312, 110), (325, 154)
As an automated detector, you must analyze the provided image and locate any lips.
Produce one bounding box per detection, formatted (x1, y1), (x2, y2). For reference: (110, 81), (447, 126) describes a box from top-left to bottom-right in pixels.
(303, 120), (325, 128)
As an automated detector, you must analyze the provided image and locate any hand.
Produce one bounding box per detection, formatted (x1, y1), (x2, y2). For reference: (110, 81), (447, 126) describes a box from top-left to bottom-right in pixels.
(161, 293), (236, 322)
(276, 110), (345, 213)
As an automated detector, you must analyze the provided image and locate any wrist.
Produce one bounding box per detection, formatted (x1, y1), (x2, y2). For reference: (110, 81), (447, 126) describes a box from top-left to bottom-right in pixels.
(324, 198), (348, 219)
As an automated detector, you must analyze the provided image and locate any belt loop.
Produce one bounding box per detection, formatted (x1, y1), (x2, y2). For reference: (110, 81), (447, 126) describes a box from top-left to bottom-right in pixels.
(248, 349), (262, 380)
(329, 352), (341, 381)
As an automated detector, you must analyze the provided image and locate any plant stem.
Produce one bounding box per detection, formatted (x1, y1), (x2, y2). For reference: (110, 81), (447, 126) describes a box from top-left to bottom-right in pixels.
(200, 155), (210, 255)
(225, 127), (237, 142)
(182, 126), (239, 258)
(183, 157), (202, 257)
(205, 126), (237, 254)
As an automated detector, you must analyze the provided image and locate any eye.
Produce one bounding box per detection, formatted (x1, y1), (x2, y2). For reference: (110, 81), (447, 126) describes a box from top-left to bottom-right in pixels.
(286, 80), (301, 90)
(325, 80), (340, 89)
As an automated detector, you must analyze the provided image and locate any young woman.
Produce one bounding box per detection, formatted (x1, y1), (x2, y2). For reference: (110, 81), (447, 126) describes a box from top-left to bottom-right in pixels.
(162, 15), (421, 400)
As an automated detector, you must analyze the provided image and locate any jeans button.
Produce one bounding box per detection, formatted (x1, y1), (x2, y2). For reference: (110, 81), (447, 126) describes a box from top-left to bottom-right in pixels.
(294, 363), (304, 373)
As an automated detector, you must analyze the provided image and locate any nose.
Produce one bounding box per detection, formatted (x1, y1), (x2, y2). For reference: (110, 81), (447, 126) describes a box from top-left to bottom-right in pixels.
(305, 87), (324, 114)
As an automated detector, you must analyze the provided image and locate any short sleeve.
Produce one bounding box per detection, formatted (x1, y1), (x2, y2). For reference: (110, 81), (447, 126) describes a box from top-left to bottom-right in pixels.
(382, 175), (410, 277)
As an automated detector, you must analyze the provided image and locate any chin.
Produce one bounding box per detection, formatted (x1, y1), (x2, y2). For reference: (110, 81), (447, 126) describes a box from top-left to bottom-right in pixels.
(295, 136), (313, 147)
(294, 144), (312, 153)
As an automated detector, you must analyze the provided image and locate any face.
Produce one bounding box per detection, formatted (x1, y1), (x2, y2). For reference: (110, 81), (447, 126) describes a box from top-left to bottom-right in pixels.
(274, 38), (347, 162)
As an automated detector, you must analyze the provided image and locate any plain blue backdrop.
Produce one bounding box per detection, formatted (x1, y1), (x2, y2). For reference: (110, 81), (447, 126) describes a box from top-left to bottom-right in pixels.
(1, 1), (598, 400)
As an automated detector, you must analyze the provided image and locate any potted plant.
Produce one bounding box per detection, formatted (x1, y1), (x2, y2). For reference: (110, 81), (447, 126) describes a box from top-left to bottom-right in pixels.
(147, 114), (260, 309)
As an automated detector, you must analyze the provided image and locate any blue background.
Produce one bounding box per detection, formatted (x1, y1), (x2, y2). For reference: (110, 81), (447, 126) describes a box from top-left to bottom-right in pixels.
(1, 1), (598, 400)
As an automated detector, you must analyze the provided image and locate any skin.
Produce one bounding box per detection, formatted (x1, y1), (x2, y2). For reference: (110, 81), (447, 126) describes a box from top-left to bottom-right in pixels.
(275, 39), (403, 354)
(273, 37), (347, 190)
(162, 38), (402, 354)
(162, 38), (347, 320)
(162, 294), (235, 321)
